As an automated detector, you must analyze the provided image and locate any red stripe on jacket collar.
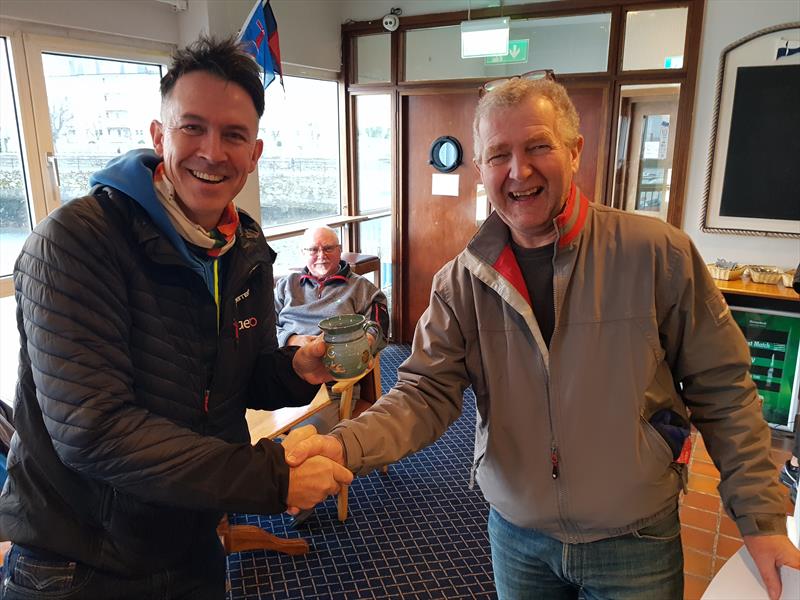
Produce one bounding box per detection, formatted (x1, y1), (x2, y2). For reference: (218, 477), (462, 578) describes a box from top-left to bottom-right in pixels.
(554, 183), (589, 248)
(492, 245), (531, 306)
(300, 273), (348, 287)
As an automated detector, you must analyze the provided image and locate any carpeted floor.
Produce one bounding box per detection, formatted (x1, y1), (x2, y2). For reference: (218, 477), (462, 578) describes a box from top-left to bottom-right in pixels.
(227, 343), (496, 599)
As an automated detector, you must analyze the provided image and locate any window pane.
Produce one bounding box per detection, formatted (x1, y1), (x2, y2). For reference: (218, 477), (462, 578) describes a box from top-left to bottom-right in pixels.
(0, 38), (32, 277)
(356, 34), (391, 83)
(259, 76), (340, 228)
(623, 8), (688, 71)
(611, 84), (680, 221)
(41, 53), (162, 202)
(405, 14), (611, 81)
(359, 216), (392, 335)
(356, 95), (391, 213)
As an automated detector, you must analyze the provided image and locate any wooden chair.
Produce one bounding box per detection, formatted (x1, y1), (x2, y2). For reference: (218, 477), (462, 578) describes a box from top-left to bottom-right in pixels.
(342, 252), (381, 289)
(218, 354), (382, 554)
(329, 353), (382, 521)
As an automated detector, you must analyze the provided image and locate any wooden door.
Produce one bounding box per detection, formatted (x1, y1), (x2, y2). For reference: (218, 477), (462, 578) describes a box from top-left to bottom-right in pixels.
(400, 85), (609, 342)
(402, 92), (480, 342)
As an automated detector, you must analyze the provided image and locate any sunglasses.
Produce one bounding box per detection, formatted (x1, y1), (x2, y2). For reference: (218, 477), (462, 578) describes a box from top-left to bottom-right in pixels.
(479, 69), (556, 97)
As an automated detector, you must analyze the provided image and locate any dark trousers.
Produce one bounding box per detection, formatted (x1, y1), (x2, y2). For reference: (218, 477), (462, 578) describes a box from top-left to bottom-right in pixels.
(1, 538), (226, 600)
(794, 414), (800, 457)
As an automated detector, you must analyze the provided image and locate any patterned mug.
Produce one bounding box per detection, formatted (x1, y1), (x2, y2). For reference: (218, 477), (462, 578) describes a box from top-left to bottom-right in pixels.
(319, 314), (382, 379)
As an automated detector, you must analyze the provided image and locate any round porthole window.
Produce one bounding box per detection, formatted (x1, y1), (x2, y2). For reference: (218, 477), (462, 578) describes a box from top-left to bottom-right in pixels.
(429, 136), (463, 173)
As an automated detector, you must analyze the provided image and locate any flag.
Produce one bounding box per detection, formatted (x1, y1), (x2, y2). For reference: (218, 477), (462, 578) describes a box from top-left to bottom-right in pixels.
(237, 0), (283, 89)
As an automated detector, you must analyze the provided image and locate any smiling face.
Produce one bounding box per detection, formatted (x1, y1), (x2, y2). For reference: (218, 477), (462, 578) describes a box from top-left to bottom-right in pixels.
(150, 70), (263, 230)
(303, 227), (342, 279)
(475, 95), (583, 248)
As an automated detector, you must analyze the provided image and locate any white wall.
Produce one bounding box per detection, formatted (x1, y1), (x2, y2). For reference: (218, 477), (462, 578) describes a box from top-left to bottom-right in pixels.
(684, 0), (800, 269)
(0, 0), (179, 44)
(271, 0), (343, 73)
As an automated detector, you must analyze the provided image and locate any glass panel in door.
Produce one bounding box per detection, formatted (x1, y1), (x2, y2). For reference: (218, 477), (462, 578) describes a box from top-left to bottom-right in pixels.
(611, 84), (680, 221)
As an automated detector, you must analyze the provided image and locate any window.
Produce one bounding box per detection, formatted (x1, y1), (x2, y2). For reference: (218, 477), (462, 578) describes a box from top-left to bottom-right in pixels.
(0, 29), (170, 297)
(355, 34), (391, 83)
(355, 94), (391, 213)
(622, 8), (688, 71)
(0, 37), (31, 278)
(258, 75), (341, 229)
(404, 14), (612, 82)
(40, 53), (163, 203)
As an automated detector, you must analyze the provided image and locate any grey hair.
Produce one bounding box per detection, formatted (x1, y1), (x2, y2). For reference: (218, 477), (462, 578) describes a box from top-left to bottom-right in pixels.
(473, 78), (580, 163)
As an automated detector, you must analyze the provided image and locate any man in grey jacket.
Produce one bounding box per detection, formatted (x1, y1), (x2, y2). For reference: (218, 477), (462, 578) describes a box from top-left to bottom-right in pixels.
(286, 75), (800, 599)
(275, 225), (388, 348)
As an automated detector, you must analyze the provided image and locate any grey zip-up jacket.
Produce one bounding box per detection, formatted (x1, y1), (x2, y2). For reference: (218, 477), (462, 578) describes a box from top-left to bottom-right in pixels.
(333, 185), (785, 543)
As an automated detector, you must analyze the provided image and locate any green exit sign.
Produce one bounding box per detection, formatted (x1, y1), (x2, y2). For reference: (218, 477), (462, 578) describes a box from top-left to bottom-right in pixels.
(485, 39), (529, 65)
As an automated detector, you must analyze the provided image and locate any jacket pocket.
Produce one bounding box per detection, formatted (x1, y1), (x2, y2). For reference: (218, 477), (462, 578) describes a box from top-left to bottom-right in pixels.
(639, 414), (674, 465)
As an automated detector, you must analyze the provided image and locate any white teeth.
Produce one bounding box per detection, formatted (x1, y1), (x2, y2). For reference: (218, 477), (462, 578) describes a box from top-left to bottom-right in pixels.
(191, 170), (224, 182)
(511, 187), (542, 198)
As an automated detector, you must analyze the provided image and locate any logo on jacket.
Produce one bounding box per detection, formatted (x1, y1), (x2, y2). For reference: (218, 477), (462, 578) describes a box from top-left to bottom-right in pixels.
(238, 317), (258, 330)
(235, 288), (251, 304)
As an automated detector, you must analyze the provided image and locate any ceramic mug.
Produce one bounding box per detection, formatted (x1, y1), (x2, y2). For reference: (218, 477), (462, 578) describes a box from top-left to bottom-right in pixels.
(319, 314), (382, 379)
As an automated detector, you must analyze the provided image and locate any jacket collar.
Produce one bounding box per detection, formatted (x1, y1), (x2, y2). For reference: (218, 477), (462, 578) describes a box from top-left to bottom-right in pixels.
(464, 181), (590, 306)
(554, 183), (589, 249)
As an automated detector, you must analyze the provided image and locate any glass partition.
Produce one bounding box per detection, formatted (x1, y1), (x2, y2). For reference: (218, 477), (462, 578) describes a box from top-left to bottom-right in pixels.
(356, 34), (391, 83)
(623, 8), (688, 71)
(404, 13), (611, 81)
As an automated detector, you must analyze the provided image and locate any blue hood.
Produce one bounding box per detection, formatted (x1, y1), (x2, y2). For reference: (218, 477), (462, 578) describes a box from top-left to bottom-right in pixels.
(90, 148), (216, 290)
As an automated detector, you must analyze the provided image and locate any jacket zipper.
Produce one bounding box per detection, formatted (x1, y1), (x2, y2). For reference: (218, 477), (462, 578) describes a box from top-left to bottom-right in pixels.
(550, 444), (560, 479)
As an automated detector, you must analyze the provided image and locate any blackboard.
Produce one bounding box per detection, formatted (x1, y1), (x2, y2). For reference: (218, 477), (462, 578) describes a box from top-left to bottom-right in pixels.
(720, 64), (800, 221)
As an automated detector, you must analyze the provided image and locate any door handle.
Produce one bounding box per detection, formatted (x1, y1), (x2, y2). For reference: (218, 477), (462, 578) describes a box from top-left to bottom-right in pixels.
(46, 151), (61, 188)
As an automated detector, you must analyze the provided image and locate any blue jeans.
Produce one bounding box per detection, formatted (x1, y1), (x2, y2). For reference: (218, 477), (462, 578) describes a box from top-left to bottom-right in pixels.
(488, 507), (683, 600)
(1, 540), (226, 600)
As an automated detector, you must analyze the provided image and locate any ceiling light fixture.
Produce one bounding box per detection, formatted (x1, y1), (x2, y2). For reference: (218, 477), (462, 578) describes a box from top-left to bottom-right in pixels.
(461, 16), (510, 58)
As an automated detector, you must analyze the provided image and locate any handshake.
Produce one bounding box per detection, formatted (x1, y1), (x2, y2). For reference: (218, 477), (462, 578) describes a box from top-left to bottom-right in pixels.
(281, 425), (351, 514)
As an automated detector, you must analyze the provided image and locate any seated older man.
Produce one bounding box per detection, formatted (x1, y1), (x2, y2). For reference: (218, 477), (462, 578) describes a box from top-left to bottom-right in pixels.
(275, 226), (389, 349)
(275, 226), (388, 527)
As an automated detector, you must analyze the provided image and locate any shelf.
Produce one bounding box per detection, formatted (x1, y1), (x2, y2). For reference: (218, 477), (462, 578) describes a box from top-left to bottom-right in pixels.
(714, 278), (799, 302)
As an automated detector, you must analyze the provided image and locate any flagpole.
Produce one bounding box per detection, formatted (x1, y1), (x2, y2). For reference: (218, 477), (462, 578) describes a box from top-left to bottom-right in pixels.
(236, 0), (264, 42)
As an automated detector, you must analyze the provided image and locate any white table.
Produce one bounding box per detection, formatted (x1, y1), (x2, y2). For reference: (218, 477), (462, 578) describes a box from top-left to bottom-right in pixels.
(702, 509), (800, 600)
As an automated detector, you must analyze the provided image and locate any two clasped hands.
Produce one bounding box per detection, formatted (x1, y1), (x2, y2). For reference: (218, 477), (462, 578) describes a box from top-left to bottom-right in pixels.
(282, 425), (347, 515)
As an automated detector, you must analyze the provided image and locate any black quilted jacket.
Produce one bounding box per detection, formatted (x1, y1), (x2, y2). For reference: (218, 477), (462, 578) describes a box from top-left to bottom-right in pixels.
(0, 185), (317, 575)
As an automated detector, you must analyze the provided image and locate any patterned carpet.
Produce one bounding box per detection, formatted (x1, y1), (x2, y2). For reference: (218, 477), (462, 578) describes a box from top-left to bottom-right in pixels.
(227, 344), (496, 599)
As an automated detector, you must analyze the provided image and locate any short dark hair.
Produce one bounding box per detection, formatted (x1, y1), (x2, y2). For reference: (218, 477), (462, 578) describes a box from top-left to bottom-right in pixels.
(160, 35), (265, 117)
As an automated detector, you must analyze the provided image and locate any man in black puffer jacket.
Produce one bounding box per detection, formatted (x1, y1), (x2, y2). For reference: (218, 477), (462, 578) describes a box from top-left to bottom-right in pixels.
(0, 36), (352, 599)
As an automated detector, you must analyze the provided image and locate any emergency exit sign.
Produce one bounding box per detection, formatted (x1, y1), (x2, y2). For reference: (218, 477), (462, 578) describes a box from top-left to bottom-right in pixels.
(485, 39), (529, 65)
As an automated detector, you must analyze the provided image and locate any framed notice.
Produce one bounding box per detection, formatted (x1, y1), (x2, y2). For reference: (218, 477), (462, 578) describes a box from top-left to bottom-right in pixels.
(731, 306), (800, 430)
